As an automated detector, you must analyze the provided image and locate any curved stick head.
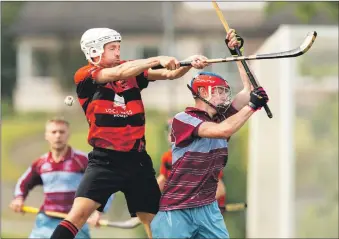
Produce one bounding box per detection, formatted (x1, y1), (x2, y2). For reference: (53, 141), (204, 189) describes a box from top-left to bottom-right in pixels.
(300, 31), (317, 53)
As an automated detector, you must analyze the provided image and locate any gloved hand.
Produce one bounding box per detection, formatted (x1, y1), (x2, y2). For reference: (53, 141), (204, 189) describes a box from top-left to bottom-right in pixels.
(248, 87), (269, 111)
(225, 29), (244, 56)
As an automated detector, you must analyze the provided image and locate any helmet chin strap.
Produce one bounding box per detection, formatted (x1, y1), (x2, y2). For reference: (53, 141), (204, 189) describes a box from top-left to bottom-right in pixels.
(88, 54), (103, 66)
(187, 84), (228, 119)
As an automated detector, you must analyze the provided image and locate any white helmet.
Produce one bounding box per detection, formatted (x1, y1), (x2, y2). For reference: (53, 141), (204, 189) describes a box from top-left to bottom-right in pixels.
(80, 28), (121, 65)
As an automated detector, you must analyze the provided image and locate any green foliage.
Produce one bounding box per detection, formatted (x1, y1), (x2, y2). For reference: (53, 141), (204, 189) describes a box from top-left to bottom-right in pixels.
(295, 93), (338, 237)
(223, 123), (249, 238)
(1, 100), (14, 117)
(56, 42), (87, 91)
(265, 2), (339, 23)
(1, 232), (27, 238)
(146, 109), (172, 174)
(298, 60), (338, 79)
(1, 2), (24, 101)
(1, 112), (49, 181)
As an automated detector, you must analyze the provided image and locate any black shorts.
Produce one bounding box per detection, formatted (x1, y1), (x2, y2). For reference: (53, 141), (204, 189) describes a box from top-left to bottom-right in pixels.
(75, 147), (161, 217)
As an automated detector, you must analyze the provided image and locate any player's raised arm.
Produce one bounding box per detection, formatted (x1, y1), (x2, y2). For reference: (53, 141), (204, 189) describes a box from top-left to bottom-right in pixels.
(224, 29), (253, 111)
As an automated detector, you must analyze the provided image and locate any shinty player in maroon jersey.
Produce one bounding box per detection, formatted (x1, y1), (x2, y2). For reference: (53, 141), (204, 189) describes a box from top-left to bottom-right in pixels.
(50, 28), (210, 239)
(10, 118), (114, 238)
(157, 118), (227, 213)
(151, 29), (269, 239)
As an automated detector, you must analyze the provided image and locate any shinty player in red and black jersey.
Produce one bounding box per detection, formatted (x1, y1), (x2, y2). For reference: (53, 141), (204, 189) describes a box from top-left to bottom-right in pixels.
(50, 28), (209, 239)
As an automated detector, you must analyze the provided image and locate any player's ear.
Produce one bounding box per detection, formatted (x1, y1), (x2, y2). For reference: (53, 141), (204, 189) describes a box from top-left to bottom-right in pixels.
(198, 87), (208, 98)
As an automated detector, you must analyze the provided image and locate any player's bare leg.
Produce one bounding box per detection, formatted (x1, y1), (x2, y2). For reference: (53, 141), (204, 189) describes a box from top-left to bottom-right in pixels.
(136, 212), (155, 239)
(50, 197), (100, 239)
(65, 198), (100, 229)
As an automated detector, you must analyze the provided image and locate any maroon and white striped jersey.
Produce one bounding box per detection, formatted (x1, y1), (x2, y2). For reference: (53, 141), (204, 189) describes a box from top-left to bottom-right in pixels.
(14, 147), (88, 213)
(159, 107), (230, 211)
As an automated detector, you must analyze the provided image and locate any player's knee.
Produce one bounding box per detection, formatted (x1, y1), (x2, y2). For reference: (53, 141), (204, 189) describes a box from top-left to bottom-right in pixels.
(66, 197), (100, 228)
(136, 212), (155, 225)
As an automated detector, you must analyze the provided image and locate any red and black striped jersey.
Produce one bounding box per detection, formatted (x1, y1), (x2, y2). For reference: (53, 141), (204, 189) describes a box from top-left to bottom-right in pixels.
(74, 62), (150, 152)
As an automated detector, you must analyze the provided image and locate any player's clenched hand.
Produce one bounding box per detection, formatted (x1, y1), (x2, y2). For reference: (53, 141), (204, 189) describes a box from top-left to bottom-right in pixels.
(87, 210), (102, 228)
(225, 29), (244, 56)
(159, 56), (180, 71)
(9, 197), (24, 213)
(185, 55), (210, 69)
(248, 87), (269, 111)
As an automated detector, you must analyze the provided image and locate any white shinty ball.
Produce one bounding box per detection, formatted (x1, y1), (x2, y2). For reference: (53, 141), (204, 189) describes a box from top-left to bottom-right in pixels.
(64, 96), (74, 106)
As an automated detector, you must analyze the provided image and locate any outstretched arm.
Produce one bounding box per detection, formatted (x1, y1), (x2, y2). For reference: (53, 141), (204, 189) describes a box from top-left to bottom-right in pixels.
(197, 87), (269, 139)
(147, 55), (209, 81)
(96, 55), (191, 83)
(96, 58), (161, 83)
(10, 163), (42, 213)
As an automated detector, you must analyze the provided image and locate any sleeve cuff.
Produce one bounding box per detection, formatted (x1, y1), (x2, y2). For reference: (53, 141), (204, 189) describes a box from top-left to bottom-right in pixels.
(192, 121), (204, 137)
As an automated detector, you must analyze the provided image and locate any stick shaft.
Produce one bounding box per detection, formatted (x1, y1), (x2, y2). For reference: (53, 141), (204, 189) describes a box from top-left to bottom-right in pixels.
(225, 202), (247, 212)
(212, 1), (230, 32)
(22, 206), (110, 227)
(235, 47), (273, 118)
(22, 206), (68, 218)
(212, 1), (273, 118)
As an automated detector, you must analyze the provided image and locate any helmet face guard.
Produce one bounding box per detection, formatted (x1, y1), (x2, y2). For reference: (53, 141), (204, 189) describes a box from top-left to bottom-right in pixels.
(211, 86), (232, 114)
(187, 72), (232, 115)
(80, 28), (122, 65)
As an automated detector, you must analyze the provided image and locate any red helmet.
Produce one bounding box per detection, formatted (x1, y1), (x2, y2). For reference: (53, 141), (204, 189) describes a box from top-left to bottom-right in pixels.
(189, 72), (232, 114)
(190, 72), (230, 97)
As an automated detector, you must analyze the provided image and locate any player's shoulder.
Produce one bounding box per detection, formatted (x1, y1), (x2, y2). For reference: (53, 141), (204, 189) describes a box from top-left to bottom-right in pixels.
(74, 64), (101, 84)
(32, 153), (49, 168)
(173, 111), (188, 121)
(71, 149), (89, 170)
(173, 110), (201, 126)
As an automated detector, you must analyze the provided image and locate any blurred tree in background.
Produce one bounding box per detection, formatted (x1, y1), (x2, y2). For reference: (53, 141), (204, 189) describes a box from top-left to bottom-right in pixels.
(265, 2), (339, 22)
(265, 2), (339, 23)
(224, 124), (249, 238)
(295, 94), (338, 237)
(1, 2), (24, 105)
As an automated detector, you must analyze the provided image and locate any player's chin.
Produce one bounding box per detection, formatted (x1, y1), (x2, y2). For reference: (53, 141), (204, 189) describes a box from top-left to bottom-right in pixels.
(105, 59), (120, 67)
(53, 144), (67, 151)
